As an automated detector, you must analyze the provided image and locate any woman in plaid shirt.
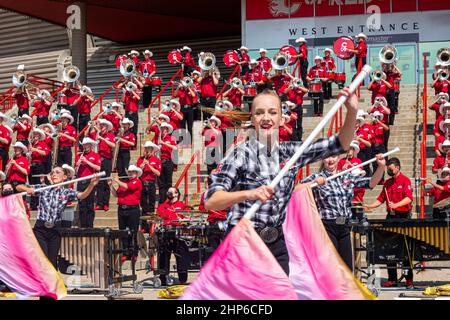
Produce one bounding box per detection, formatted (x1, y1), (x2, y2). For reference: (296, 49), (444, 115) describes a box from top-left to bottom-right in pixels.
(301, 154), (385, 269)
(205, 88), (360, 274)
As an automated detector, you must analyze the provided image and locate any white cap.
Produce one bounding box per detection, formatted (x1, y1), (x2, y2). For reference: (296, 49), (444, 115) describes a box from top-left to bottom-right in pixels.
(295, 37), (306, 43)
(121, 117), (134, 128)
(144, 141), (159, 150)
(250, 59), (258, 65)
(356, 109), (367, 118)
(192, 70), (201, 76)
(182, 46), (192, 52)
(111, 101), (122, 109)
(169, 99), (181, 109)
(357, 33), (367, 39)
(372, 110), (383, 118)
(20, 114), (32, 122)
(39, 89), (50, 97)
(375, 96), (387, 105)
(349, 140), (360, 154)
(81, 137), (98, 145)
(209, 116), (222, 127)
(144, 50), (153, 57)
(438, 92), (449, 99)
(239, 46), (249, 51)
(259, 48), (268, 53)
(31, 128), (46, 140)
(439, 102), (450, 115)
(314, 55), (323, 61)
(439, 139), (450, 152)
(158, 114), (170, 122)
(285, 101), (296, 108)
(160, 122), (174, 134)
(324, 48), (332, 53)
(129, 50), (139, 56)
(98, 119), (113, 131)
(13, 141), (27, 153)
(62, 164), (75, 178)
(38, 123), (55, 133)
(127, 164), (143, 177)
(60, 112), (74, 124)
(17, 64), (25, 71)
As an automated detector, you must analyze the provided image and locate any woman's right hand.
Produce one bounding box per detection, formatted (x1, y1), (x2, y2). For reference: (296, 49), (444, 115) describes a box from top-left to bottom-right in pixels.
(245, 186), (274, 203)
(315, 176), (327, 186)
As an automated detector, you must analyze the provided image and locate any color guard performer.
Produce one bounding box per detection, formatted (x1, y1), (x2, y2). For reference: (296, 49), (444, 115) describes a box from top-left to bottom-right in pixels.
(158, 123), (177, 203)
(116, 118), (137, 177)
(75, 137), (101, 227)
(57, 113), (77, 166)
(306, 56), (327, 116)
(139, 50), (156, 109)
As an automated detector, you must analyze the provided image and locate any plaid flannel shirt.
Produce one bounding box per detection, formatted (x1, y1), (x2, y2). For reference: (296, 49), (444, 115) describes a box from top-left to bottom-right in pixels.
(301, 170), (371, 220)
(205, 134), (344, 229)
(32, 184), (78, 223)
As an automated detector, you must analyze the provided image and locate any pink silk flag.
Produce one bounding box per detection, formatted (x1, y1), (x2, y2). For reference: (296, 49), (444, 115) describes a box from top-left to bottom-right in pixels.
(284, 186), (375, 300)
(0, 194), (67, 299)
(181, 217), (297, 300)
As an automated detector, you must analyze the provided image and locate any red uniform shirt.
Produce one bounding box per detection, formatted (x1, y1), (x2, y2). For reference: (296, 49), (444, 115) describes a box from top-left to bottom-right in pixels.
(279, 124), (292, 142)
(65, 89), (79, 105)
(6, 155), (30, 183)
(337, 156), (365, 202)
(89, 130), (116, 159)
(162, 111), (183, 130)
(241, 52), (250, 66)
(31, 140), (50, 162)
(356, 126), (371, 150)
(369, 81), (388, 104)
(271, 75), (291, 95)
(298, 44), (308, 61)
(124, 92), (139, 112)
(434, 80), (450, 95)
(33, 100), (52, 116)
(377, 173), (413, 213)
(13, 123), (31, 141)
(76, 150), (101, 178)
(385, 71), (401, 88)
(323, 57), (336, 71)
(216, 114), (233, 129)
(308, 66), (326, 80)
(226, 88), (242, 107)
(434, 117), (446, 137)
(157, 200), (187, 226)
(200, 76), (217, 98)
(119, 130), (136, 150)
(43, 135), (53, 150)
(137, 155), (162, 182)
(103, 112), (122, 132)
(148, 124), (160, 144)
(117, 178), (142, 206)
(202, 127), (222, 148)
(371, 123), (385, 145)
(59, 124), (77, 148)
(0, 125), (12, 149)
(176, 88), (194, 106)
(430, 102), (444, 120)
(428, 180), (450, 204)
(432, 154), (450, 172)
(371, 105), (389, 124)
(139, 59), (156, 84)
(244, 68), (263, 83)
(356, 41), (367, 58)
(78, 96), (92, 114)
(288, 111), (298, 128)
(130, 56), (139, 66)
(199, 192), (227, 223)
(183, 52), (195, 67)
(257, 56), (272, 73)
(15, 93), (29, 109)
(287, 88), (306, 105)
(160, 134), (176, 161)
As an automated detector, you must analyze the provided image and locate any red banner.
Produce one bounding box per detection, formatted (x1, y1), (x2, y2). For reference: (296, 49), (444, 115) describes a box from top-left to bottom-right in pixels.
(419, 0), (450, 11)
(314, 1), (339, 17)
(391, 0), (417, 12)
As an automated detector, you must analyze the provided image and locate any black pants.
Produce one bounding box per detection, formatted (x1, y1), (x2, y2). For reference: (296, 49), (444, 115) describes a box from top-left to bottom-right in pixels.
(292, 104), (303, 141)
(181, 105), (194, 139)
(386, 212), (413, 282)
(96, 158), (112, 207)
(157, 236), (189, 285)
(241, 65), (250, 77)
(322, 220), (353, 270)
(207, 222), (225, 251)
(371, 143), (386, 177)
(118, 206), (141, 259)
(0, 148), (7, 171)
(183, 65), (194, 76)
(300, 59), (309, 88)
(358, 147), (373, 176)
(78, 113), (91, 133)
(125, 111), (139, 136)
(354, 57), (366, 71)
(77, 180), (95, 228)
(433, 207), (450, 219)
(57, 147), (73, 167)
(394, 91), (400, 112)
(34, 221), (61, 268)
(383, 128), (391, 151)
(142, 84), (153, 109)
(159, 160), (173, 203)
(30, 162), (46, 210)
(117, 149), (130, 177)
(44, 153), (52, 176)
(36, 115), (49, 126)
(312, 93), (324, 115)
(66, 104), (78, 128)
(140, 181), (157, 232)
(386, 89), (396, 125)
(18, 108), (29, 117)
(323, 80), (333, 99)
(200, 97), (216, 120)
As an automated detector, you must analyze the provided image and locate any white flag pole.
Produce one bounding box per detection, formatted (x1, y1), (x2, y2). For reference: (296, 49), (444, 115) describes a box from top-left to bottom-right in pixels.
(243, 64), (373, 220)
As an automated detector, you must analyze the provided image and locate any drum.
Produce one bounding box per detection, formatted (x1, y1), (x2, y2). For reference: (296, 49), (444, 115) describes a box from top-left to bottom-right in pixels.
(279, 45), (298, 65)
(326, 71), (335, 82)
(168, 49), (182, 64)
(334, 72), (346, 88)
(151, 76), (162, 93)
(223, 50), (239, 67)
(176, 227), (204, 242)
(308, 81), (322, 98)
(244, 85), (257, 97)
(333, 36), (355, 60)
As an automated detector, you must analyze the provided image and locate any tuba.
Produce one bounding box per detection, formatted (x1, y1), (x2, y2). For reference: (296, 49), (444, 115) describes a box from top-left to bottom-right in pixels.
(272, 52), (289, 70)
(12, 71), (27, 88)
(198, 52), (216, 71)
(231, 77), (243, 89)
(372, 69), (386, 81)
(437, 48), (450, 66)
(379, 45), (397, 65)
(120, 59), (136, 77)
(63, 65), (80, 83)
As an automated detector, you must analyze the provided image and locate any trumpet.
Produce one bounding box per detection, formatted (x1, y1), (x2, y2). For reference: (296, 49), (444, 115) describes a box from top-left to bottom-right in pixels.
(437, 48), (450, 66)
(379, 45), (397, 65)
(9, 114), (19, 126)
(373, 69), (386, 81)
(438, 69), (449, 81)
(272, 52), (289, 70)
(63, 65), (80, 83)
(231, 77), (243, 89)
(180, 77), (193, 87)
(102, 104), (113, 114)
(291, 78), (303, 88)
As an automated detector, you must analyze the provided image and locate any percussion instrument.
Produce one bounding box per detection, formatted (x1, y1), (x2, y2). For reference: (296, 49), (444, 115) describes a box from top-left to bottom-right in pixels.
(168, 49), (182, 64)
(333, 36), (355, 60)
(223, 50), (239, 67)
(325, 71), (335, 82)
(279, 45), (298, 65)
(334, 72), (346, 89)
(58, 228), (139, 294)
(244, 84), (257, 97)
(308, 80), (322, 98)
(433, 197), (450, 209)
(150, 76), (162, 92)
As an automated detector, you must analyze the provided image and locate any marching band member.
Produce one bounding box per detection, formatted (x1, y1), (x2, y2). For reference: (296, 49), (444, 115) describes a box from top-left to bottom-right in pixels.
(323, 48), (336, 99)
(365, 157), (414, 288)
(162, 99), (184, 131)
(279, 113), (293, 142)
(369, 111), (389, 174)
(284, 79), (308, 141)
(121, 81), (141, 136)
(75, 137), (101, 227)
(269, 68), (291, 100)
(236, 46), (250, 77)
(427, 167), (450, 219)
(32, 90), (52, 125)
(191, 70), (202, 120)
(181, 46), (196, 76)
(197, 67), (219, 120)
(0, 113), (12, 171)
(293, 37), (309, 86)
(202, 116), (223, 175)
(306, 56), (327, 116)
(12, 86), (32, 116)
(28, 128), (50, 210)
(128, 50), (140, 66)
(139, 50), (156, 109)
(156, 186), (189, 286)
(61, 82), (81, 128)
(205, 88), (360, 275)
(301, 153), (385, 269)
(5, 142), (30, 192)
(146, 114), (167, 144)
(243, 60), (265, 94)
(13, 114), (32, 146)
(214, 101), (234, 154)
(257, 48), (272, 76)
(431, 67), (450, 95)
(284, 101), (300, 140)
(109, 165), (143, 261)
(432, 139), (450, 174)
(347, 33), (367, 74)
(116, 118), (137, 177)
(433, 117), (450, 139)
(223, 77), (244, 111)
(367, 72), (392, 105)
(137, 141), (161, 232)
(39, 123), (56, 174)
(174, 79), (196, 137)
(88, 119), (116, 211)
(429, 93), (449, 120)
(73, 85), (94, 132)
(100, 102), (124, 134)
(57, 113), (77, 166)
(355, 111), (373, 175)
(383, 63), (402, 118)
(158, 123), (177, 203)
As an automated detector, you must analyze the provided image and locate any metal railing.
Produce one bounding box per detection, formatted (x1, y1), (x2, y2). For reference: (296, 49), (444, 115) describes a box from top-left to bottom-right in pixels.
(420, 53), (428, 219)
(174, 150), (201, 205)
